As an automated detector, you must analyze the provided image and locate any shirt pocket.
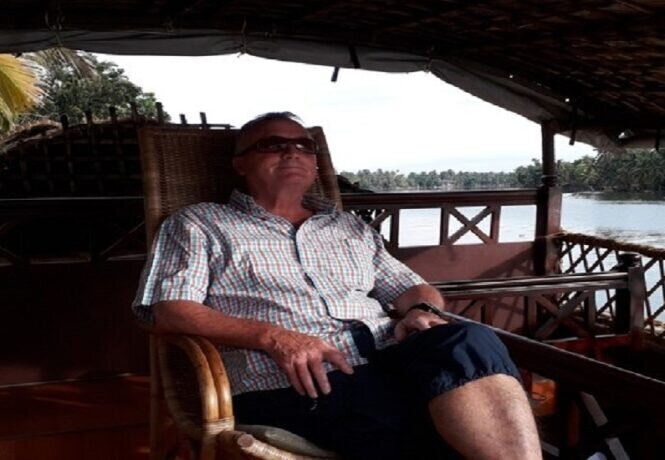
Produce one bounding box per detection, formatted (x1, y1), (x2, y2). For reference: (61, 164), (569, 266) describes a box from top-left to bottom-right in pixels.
(315, 238), (374, 290)
(243, 240), (306, 289)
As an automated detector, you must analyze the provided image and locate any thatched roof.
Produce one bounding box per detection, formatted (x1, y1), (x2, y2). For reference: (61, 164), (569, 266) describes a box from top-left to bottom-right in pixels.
(2, 1), (665, 151)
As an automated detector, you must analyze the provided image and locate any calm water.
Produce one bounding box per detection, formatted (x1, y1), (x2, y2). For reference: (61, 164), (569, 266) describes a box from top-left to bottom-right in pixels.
(562, 192), (665, 248)
(392, 192), (665, 248)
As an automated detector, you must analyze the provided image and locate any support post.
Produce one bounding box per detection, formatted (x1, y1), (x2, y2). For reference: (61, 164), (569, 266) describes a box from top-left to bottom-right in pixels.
(156, 102), (165, 124)
(615, 252), (646, 351)
(535, 120), (562, 276)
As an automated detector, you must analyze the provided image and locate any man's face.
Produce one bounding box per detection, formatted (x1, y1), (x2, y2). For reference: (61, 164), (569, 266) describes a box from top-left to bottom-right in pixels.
(233, 119), (318, 196)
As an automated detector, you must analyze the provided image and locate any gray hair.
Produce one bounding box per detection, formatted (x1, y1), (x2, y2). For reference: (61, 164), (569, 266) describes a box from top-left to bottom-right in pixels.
(235, 111), (306, 156)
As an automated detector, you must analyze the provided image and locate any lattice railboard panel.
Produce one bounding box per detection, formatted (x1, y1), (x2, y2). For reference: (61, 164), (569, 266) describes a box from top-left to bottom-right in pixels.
(557, 232), (665, 340)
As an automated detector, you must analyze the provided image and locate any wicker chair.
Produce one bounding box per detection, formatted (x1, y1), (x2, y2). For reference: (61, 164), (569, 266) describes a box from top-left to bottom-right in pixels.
(138, 125), (342, 460)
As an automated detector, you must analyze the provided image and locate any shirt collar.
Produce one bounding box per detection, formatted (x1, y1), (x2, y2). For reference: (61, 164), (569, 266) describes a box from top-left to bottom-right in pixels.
(229, 189), (337, 217)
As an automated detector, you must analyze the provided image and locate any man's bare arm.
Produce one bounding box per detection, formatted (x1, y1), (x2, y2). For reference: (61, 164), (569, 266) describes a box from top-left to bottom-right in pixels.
(390, 284), (447, 342)
(154, 299), (272, 348)
(153, 300), (353, 398)
(391, 283), (444, 316)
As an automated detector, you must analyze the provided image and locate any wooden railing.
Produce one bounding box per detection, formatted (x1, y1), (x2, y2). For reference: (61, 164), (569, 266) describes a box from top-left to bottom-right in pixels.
(342, 189), (538, 248)
(433, 255), (646, 358)
(0, 196), (145, 266)
(0, 107), (230, 199)
(555, 231), (665, 341)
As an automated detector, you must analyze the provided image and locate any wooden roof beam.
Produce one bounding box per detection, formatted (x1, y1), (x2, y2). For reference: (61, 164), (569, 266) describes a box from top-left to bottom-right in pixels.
(137, 0), (158, 13)
(374, 0), (591, 39)
(291, 1), (348, 21)
(160, 0), (212, 19)
(396, 0), (659, 56)
(615, 0), (654, 14)
(557, 119), (665, 133)
(455, 13), (665, 55)
(441, 49), (665, 124)
(369, 0), (484, 34)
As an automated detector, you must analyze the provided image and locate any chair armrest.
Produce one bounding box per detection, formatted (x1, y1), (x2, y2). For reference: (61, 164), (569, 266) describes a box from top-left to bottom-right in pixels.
(155, 333), (235, 440)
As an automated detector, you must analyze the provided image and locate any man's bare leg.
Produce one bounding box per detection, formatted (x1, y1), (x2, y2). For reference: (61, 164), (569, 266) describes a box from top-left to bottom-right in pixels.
(428, 374), (542, 459)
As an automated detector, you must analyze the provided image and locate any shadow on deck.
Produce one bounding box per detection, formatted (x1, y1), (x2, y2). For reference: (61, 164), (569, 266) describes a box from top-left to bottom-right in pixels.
(0, 376), (150, 459)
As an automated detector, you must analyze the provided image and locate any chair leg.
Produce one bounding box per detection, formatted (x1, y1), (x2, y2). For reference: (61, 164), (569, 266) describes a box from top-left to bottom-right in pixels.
(199, 437), (218, 460)
(216, 431), (307, 460)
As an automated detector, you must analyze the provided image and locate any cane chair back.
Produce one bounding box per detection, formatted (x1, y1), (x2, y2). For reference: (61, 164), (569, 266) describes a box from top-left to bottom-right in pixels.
(139, 125), (341, 244)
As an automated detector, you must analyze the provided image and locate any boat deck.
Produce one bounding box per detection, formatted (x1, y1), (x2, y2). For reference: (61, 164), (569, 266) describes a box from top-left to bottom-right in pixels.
(0, 376), (150, 460)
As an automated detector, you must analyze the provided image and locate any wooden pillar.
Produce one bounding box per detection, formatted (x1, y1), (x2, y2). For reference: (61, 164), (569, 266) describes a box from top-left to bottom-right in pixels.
(156, 102), (165, 124)
(541, 120), (557, 179)
(615, 252), (646, 351)
(535, 120), (562, 276)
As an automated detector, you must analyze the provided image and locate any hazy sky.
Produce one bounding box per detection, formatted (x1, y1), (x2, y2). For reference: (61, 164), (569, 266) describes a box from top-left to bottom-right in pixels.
(102, 53), (596, 173)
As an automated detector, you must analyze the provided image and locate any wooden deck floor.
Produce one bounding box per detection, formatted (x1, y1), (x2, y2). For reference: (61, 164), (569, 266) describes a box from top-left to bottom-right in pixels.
(0, 367), (661, 459)
(0, 376), (150, 460)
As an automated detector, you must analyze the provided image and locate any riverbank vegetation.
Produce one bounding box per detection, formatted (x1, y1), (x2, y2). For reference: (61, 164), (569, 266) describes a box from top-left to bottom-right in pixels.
(341, 150), (665, 193)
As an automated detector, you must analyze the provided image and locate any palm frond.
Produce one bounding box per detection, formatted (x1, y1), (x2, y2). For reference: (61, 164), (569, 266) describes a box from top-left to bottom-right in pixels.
(0, 54), (42, 129)
(0, 97), (13, 131)
(29, 48), (97, 78)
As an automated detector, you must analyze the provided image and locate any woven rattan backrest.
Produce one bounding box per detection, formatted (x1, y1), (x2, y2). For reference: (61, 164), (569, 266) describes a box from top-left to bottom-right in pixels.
(138, 125), (341, 245)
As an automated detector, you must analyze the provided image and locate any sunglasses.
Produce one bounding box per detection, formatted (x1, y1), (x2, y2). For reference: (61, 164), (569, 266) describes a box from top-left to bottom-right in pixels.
(236, 136), (318, 156)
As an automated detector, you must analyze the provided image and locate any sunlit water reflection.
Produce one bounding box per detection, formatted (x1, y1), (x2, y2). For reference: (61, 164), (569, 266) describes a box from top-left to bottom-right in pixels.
(562, 192), (665, 248)
(391, 192), (665, 248)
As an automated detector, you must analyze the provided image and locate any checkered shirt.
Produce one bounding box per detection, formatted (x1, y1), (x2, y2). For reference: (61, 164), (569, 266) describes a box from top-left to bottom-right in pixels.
(133, 190), (425, 395)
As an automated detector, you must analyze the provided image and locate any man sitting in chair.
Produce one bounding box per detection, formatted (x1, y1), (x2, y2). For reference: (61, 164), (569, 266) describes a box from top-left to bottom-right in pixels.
(133, 112), (541, 459)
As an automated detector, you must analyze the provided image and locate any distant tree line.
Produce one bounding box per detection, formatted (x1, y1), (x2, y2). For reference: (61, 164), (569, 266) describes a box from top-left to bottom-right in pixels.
(340, 150), (665, 192)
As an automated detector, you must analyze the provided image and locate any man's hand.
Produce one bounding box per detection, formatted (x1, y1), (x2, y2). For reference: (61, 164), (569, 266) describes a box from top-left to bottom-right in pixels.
(261, 328), (354, 398)
(394, 309), (447, 342)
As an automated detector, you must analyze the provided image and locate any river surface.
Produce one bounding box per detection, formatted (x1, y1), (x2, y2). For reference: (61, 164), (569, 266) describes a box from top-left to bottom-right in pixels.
(561, 192), (665, 248)
(393, 192), (665, 248)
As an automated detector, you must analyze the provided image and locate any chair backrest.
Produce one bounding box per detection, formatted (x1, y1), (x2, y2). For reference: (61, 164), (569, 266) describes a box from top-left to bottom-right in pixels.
(138, 125), (342, 245)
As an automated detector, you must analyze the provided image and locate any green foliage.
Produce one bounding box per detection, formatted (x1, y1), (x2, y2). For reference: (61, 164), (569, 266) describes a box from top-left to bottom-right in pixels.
(593, 150), (665, 192)
(0, 54), (41, 132)
(340, 150), (665, 192)
(340, 168), (521, 191)
(514, 159), (542, 188)
(24, 53), (167, 124)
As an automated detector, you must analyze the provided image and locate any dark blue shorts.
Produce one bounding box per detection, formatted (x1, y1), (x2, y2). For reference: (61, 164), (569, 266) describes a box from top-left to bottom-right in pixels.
(233, 322), (520, 459)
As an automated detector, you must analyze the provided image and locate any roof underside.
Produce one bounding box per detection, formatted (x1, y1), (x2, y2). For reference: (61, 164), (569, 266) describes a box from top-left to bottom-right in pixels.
(2, 0), (665, 151)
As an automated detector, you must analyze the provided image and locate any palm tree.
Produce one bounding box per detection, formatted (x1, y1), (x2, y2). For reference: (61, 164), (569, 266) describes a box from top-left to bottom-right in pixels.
(29, 48), (97, 79)
(0, 49), (95, 133)
(0, 54), (41, 132)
